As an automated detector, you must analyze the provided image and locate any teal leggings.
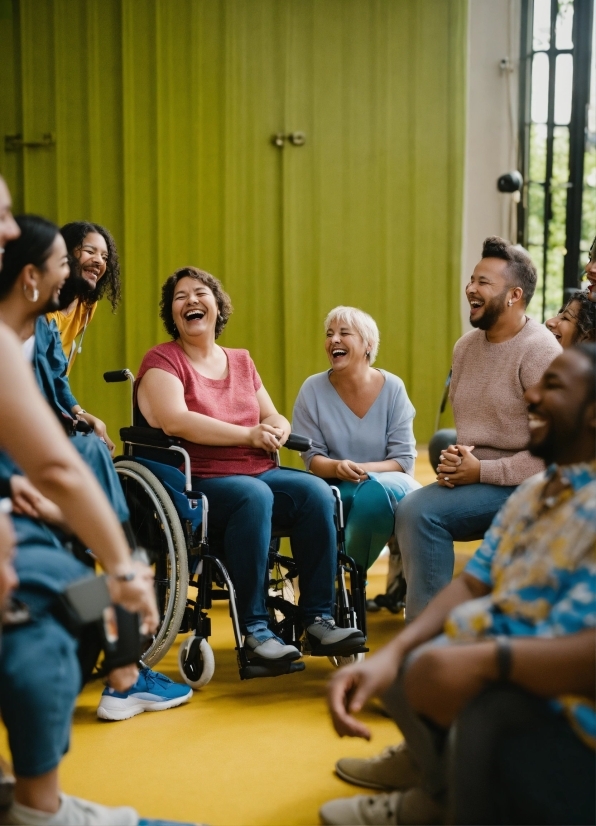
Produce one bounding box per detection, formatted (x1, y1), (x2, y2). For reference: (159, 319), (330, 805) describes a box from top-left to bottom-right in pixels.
(334, 474), (418, 570)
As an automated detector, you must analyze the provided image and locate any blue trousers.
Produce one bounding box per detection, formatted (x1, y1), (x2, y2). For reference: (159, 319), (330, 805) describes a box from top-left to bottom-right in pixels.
(394, 482), (516, 619)
(193, 467), (337, 639)
(0, 517), (89, 777)
(71, 432), (129, 522)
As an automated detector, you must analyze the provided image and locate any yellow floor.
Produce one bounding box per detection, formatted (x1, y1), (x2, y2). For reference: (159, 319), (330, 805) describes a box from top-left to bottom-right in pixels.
(0, 449), (479, 826)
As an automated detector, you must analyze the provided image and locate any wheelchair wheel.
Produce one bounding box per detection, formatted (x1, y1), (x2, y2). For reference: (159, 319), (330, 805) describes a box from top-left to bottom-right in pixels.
(328, 652), (366, 668)
(115, 460), (189, 667)
(178, 636), (215, 689)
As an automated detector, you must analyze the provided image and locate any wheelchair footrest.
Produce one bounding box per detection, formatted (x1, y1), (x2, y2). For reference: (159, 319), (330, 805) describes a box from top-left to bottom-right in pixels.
(239, 660), (306, 680)
(309, 644), (369, 658)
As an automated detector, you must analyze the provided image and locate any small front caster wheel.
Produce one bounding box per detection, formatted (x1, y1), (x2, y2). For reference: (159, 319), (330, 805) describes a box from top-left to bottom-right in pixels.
(178, 636), (215, 689)
(328, 652), (366, 668)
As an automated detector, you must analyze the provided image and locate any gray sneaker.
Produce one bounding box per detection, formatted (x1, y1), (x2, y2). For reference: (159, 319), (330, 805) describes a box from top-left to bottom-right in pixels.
(319, 788), (444, 825)
(245, 635), (302, 661)
(335, 741), (422, 791)
(0, 793), (138, 825)
(306, 617), (365, 656)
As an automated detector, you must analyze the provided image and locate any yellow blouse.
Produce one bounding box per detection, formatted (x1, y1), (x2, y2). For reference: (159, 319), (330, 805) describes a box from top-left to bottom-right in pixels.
(46, 301), (97, 373)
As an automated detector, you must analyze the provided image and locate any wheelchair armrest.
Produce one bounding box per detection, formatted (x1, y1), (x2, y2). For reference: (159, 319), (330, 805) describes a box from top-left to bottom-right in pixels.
(284, 433), (312, 452)
(119, 426), (181, 448)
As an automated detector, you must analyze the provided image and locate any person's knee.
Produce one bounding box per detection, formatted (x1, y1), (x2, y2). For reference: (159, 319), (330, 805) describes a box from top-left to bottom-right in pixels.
(300, 473), (335, 512)
(233, 478), (275, 519)
(458, 684), (538, 732)
(394, 487), (431, 541)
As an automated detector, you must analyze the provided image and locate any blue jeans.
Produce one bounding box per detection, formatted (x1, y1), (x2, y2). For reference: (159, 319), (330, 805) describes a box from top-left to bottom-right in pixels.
(394, 482), (516, 619)
(0, 515), (90, 777)
(192, 467), (337, 639)
(71, 432), (130, 522)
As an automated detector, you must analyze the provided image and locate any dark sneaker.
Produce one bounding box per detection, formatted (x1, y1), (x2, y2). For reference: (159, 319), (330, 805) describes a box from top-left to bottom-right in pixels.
(306, 617), (365, 655)
(245, 635), (302, 661)
(97, 667), (192, 721)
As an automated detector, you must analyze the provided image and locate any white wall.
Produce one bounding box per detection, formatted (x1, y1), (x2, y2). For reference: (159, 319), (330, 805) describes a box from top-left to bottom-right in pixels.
(461, 0), (522, 331)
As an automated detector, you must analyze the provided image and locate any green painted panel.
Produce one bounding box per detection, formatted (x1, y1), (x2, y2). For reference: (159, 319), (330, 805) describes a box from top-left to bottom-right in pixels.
(2, 0), (466, 453)
(282, 0), (466, 443)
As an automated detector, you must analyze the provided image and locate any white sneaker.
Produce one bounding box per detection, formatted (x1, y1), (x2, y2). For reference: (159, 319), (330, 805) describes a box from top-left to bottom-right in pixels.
(0, 793), (138, 825)
(319, 788), (444, 825)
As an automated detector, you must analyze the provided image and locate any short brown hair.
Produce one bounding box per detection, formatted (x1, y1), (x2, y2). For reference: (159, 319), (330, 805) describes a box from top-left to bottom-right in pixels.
(159, 266), (233, 340)
(482, 236), (537, 307)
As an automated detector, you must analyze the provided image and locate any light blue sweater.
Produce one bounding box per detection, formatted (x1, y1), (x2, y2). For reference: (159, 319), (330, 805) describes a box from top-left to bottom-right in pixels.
(292, 370), (417, 476)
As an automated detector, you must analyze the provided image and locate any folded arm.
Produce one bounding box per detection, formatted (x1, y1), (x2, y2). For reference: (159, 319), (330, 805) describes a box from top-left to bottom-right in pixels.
(137, 367), (288, 451)
(404, 629), (596, 728)
(327, 572), (490, 738)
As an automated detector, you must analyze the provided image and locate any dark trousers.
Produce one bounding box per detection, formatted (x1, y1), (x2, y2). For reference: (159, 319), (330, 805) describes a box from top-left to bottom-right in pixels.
(192, 467), (337, 636)
(383, 642), (595, 825)
(450, 684), (596, 825)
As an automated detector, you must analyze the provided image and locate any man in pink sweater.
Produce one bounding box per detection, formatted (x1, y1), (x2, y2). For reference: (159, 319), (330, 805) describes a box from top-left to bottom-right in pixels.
(394, 237), (561, 619)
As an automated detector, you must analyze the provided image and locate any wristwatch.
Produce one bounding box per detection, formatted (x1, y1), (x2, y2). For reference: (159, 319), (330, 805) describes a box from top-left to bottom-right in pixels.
(113, 571), (136, 583)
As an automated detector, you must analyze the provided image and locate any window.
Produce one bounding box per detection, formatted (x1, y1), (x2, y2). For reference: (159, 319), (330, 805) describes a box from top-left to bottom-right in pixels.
(518, 0), (595, 320)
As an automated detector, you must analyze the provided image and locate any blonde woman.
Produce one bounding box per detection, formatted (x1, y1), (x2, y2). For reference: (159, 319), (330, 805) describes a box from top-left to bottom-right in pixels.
(292, 306), (420, 572)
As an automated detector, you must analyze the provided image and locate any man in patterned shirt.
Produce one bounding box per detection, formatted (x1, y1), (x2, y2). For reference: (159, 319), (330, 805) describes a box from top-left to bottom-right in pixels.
(321, 344), (596, 826)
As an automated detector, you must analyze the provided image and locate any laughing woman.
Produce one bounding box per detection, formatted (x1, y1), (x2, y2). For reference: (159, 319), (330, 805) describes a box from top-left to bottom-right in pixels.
(135, 268), (366, 663)
(292, 306), (420, 573)
(545, 291), (596, 348)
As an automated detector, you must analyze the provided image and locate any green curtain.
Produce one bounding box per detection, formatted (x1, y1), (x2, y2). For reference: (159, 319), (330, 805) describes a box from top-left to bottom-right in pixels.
(0, 0), (465, 452)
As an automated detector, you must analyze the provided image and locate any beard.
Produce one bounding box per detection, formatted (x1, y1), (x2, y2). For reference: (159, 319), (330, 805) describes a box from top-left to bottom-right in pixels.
(470, 288), (509, 330)
(41, 290), (63, 314)
(57, 266), (96, 311)
(528, 428), (558, 465)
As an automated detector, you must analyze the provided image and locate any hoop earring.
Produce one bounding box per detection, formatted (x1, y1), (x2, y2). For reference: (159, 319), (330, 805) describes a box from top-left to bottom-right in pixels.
(23, 284), (39, 303)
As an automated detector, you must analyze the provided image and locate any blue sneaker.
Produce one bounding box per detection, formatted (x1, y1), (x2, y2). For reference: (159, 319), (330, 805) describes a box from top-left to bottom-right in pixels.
(97, 668), (192, 721)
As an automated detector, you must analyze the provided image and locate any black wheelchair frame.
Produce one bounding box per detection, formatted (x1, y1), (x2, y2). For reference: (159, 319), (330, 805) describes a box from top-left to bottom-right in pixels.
(104, 369), (368, 685)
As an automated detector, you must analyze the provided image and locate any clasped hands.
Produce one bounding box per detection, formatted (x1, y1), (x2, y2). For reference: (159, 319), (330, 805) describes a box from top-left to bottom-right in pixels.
(436, 444), (480, 488)
(336, 460), (368, 482)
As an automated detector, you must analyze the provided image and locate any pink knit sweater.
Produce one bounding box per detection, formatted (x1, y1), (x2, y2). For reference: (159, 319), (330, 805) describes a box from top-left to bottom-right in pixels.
(449, 318), (562, 486)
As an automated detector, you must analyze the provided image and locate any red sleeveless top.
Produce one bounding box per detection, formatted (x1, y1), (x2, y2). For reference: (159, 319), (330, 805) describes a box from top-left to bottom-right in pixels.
(136, 342), (276, 479)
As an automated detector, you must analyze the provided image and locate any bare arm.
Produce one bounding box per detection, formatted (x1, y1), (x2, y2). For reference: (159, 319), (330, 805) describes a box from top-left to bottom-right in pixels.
(360, 460), (405, 474)
(0, 325), (157, 627)
(311, 456), (405, 480)
(256, 385), (291, 444)
(405, 629), (596, 728)
(137, 367), (285, 452)
(327, 573), (489, 738)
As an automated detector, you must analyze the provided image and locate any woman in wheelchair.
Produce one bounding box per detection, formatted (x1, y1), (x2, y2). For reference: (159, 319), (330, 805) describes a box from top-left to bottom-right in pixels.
(135, 266), (366, 663)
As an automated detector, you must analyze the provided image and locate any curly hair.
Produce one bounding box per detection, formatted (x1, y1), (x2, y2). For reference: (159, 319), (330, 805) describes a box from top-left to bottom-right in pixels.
(160, 267), (233, 340)
(561, 291), (596, 344)
(482, 236), (537, 307)
(60, 221), (121, 311)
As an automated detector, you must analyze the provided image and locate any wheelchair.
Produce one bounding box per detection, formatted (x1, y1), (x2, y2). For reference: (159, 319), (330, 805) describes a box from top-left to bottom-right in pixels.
(104, 369), (368, 687)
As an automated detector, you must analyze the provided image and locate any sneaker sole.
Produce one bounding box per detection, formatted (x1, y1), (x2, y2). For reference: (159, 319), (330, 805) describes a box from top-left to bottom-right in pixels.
(307, 632), (367, 657)
(334, 764), (398, 791)
(97, 690), (192, 721)
(245, 648), (302, 662)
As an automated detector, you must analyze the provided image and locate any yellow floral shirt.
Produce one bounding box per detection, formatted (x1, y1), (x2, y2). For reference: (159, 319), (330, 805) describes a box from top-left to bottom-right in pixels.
(446, 462), (596, 748)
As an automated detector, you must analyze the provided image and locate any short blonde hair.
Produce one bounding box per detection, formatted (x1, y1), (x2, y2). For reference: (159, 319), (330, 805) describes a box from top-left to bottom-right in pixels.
(324, 306), (380, 365)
